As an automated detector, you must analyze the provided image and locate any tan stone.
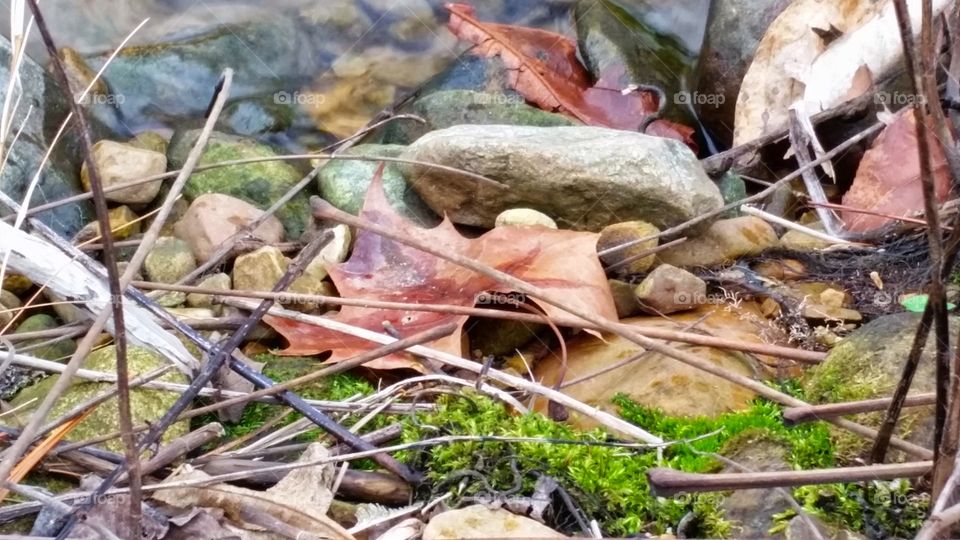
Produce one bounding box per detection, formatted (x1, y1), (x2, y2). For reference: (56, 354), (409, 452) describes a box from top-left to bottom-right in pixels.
(174, 194), (284, 263)
(658, 216), (777, 267)
(423, 505), (565, 540)
(597, 220), (660, 274)
(81, 140), (167, 204)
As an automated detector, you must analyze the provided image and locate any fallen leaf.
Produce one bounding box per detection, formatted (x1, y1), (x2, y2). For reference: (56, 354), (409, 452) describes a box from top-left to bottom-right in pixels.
(444, 3), (696, 149)
(152, 445), (349, 540)
(264, 166), (617, 370)
(734, 0), (951, 146)
(841, 108), (950, 232)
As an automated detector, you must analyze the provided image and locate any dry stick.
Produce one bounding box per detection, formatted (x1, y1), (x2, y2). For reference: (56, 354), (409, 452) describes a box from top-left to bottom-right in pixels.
(646, 461), (933, 496)
(871, 0), (953, 468)
(598, 120), (886, 258)
(24, 1), (140, 533)
(133, 282), (826, 364)
(13, 152), (505, 224)
(182, 324), (463, 419)
(787, 110), (844, 237)
(307, 199), (931, 457)
(784, 393), (936, 425)
(603, 236), (686, 273)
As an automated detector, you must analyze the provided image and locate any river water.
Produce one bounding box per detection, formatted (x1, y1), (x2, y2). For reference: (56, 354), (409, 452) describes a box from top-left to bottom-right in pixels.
(2, 0), (711, 143)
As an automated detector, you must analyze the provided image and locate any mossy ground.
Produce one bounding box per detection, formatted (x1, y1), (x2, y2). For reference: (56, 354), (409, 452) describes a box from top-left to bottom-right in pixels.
(399, 382), (929, 538)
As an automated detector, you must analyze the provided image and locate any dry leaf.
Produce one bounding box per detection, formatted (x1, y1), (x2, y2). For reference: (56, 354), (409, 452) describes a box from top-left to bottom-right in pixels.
(152, 445), (349, 540)
(841, 108), (951, 232)
(444, 3), (696, 149)
(264, 166), (617, 370)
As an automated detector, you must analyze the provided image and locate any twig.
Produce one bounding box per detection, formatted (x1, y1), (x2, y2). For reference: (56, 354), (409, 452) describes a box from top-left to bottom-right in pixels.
(740, 205), (857, 245)
(646, 461), (932, 496)
(598, 121), (886, 258)
(787, 110), (845, 237)
(783, 393), (935, 424)
(135, 281), (827, 364)
(309, 198), (932, 458)
(8, 152), (506, 223)
(872, 0), (950, 469)
(24, 1), (141, 532)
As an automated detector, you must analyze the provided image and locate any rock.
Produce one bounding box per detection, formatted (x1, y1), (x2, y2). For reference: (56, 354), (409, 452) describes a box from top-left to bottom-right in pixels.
(186, 273), (231, 311)
(468, 317), (544, 358)
(802, 305), (863, 323)
(0, 289), (21, 327)
(73, 205), (142, 243)
(697, 0), (793, 146)
(2, 274), (32, 295)
(7, 345), (188, 453)
(59, 47), (108, 101)
(718, 432), (793, 538)
(13, 314), (75, 362)
(292, 224), (352, 285)
(43, 290), (85, 326)
(535, 304), (780, 427)
(316, 144), (436, 225)
(82, 15), (326, 133)
(657, 216), (778, 267)
(220, 97), (294, 137)
(401, 125), (723, 231)
(495, 208), (557, 229)
(780, 228), (834, 251)
(804, 312), (956, 456)
(0, 36), (96, 237)
(574, 0), (695, 125)
(168, 130), (310, 239)
(597, 221), (660, 274)
(378, 89), (575, 145)
(81, 140), (167, 204)
(608, 279), (641, 318)
(173, 193), (285, 264)
(144, 237), (197, 307)
(717, 171), (747, 217)
(233, 246), (289, 293)
(129, 131), (169, 154)
(423, 505), (565, 540)
(634, 264), (706, 314)
(784, 514), (866, 540)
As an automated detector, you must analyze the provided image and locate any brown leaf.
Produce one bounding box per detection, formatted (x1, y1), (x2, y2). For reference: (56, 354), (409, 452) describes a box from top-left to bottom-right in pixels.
(264, 166), (617, 370)
(841, 108), (951, 232)
(443, 3), (696, 150)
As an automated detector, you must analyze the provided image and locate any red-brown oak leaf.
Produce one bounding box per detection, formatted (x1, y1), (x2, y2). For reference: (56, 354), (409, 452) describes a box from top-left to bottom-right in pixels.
(264, 166), (618, 370)
(841, 108), (951, 232)
(444, 3), (696, 150)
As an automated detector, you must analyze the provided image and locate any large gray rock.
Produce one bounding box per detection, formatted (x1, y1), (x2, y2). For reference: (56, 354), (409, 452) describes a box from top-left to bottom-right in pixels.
(0, 36), (96, 237)
(400, 125), (723, 231)
(696, 0), (792, 146)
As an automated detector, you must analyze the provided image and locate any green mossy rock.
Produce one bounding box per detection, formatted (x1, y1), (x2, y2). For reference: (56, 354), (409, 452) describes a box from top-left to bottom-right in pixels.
(8, 345), (188, 453)
(804, 312), (958, 458)
(168, 130), (311, 239)
(317, 144), (436, 225)
(13, 314), (75, 361)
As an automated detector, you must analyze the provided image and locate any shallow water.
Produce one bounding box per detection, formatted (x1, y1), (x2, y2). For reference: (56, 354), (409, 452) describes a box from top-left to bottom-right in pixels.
(1, 0), (710, 140)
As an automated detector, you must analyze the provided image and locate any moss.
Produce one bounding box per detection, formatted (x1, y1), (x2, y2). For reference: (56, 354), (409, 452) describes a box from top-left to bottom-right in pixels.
(401, 384), (927, 538)
(7, 346), (188, 453)
(191, 355), (377, 441)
